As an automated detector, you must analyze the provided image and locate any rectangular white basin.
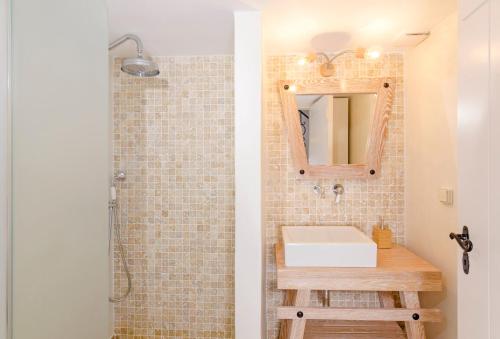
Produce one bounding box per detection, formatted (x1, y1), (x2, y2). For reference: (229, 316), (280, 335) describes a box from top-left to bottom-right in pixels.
(282, 226), (377, 267)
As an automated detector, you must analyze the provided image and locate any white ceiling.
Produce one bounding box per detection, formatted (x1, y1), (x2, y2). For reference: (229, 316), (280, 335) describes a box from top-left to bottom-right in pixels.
(107, 0), (456, 56)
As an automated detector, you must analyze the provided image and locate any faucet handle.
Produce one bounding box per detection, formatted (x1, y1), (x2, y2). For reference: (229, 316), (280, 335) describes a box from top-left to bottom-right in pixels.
(313, 184), (323, 197)
(333, 184), (344, 204)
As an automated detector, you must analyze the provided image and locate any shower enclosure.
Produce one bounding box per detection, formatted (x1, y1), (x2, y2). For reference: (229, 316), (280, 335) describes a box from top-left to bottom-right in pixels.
(8, 0), (110, 338)
(3, 1), (262, 338)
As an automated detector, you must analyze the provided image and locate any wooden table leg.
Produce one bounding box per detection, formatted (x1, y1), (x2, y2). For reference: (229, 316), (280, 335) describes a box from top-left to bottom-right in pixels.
(378, 291), (395, 308)
(287, 289), (311, 339)
(279, 290), (295, 339)
(400, 291), (426, 339)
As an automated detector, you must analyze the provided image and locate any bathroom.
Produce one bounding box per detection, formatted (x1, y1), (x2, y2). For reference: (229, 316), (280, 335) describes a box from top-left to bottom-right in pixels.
(1, 0), (499, 338)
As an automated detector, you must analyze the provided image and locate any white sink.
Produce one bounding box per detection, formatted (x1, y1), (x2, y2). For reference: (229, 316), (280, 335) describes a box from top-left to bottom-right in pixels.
(282, 226), (377, 267)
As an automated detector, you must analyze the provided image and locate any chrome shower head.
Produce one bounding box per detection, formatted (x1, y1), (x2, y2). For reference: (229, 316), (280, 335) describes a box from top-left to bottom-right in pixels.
(121, 57), (159, 78)
(108, 34), (160, 77)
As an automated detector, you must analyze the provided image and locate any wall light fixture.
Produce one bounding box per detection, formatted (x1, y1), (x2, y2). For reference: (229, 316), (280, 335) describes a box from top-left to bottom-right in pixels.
(298, 47), (382, 77)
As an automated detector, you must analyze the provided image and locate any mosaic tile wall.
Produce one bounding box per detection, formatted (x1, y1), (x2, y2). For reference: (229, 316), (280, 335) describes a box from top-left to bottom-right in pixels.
(111, 56), (235, 338)
(263, 53), (405, 338)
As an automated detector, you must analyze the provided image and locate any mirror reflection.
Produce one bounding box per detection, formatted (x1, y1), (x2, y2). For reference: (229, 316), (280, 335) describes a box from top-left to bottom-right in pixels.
(297, 93), (377, 165)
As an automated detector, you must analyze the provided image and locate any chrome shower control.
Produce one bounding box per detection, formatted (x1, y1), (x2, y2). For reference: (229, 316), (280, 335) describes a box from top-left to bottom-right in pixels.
(114, 170), (126, 181)
(333, 184), (344, 204)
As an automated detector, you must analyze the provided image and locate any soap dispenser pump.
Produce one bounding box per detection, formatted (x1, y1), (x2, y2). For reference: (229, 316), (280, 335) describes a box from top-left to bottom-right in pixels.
(372, 216), (393, 249)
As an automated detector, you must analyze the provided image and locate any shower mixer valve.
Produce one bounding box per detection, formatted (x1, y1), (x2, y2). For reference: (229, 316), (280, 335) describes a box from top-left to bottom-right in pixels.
(114, 170), (126, 181)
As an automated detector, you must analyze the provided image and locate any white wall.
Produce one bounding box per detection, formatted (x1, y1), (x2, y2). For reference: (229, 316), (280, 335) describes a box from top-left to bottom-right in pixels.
(0, 0), (10, 338)
(234, 11), (264, 339)
(405, 13), (458, 339)
(11, 0), (109, 338)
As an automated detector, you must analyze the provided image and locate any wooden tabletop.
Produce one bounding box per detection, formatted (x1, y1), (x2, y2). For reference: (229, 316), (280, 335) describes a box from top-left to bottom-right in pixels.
(276, 243), (442, 292)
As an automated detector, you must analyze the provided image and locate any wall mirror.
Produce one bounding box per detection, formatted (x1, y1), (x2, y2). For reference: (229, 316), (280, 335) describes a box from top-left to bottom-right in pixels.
(279, 78), (394, 178)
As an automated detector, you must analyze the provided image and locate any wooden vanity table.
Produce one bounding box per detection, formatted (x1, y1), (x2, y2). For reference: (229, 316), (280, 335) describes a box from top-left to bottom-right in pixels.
(276, 243), (442, 339)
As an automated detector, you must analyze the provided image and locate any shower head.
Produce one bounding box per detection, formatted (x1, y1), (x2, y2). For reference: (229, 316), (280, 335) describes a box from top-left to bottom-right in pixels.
(121, 57), (160, 78)
(108, 34), (160, 77)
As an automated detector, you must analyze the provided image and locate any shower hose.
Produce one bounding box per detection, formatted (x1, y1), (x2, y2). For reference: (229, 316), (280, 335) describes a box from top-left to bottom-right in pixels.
(108, 199), (132, 303)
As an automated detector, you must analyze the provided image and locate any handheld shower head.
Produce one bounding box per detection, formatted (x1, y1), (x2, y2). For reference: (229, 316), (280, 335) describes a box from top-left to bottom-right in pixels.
(108, 34), (160, 77)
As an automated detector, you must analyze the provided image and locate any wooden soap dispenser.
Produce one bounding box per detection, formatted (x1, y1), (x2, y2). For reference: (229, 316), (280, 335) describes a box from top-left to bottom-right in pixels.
(372, 216), (393, 249)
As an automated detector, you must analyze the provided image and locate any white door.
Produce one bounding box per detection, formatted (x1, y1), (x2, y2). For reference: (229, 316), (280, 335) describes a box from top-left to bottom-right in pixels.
(490, 0), (500, 337)
(458, 0), (500, 337)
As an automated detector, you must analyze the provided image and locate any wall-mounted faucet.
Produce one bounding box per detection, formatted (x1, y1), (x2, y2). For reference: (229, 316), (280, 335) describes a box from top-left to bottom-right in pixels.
(333, 184), (344, 204)
(312, 183), (344, 202)
(312, 184), (324, 198)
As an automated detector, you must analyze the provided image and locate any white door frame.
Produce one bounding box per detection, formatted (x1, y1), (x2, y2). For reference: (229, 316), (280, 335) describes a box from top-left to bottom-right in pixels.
(0, 0), (11, 338)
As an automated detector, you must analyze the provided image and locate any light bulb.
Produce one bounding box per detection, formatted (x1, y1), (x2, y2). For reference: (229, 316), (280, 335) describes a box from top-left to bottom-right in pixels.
(297, 57), (308, 65)
(297, 52), (317, 66)
(365, 48), (382, 59)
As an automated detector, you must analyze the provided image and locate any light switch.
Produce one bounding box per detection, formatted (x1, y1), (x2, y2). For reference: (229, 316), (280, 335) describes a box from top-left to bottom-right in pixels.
(439, 188), (454, 205)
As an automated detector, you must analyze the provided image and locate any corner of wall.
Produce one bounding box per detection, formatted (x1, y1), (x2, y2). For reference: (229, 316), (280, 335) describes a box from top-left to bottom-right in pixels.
(404, 11), (458, 339)
(234, 11), (264, 339)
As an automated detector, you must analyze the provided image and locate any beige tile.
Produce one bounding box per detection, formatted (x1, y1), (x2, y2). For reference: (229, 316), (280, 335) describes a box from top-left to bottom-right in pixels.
(112, 56), (235, 339)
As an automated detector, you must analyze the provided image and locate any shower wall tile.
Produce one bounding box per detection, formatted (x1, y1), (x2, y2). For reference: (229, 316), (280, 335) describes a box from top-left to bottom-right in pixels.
(263, 53), (405, 338)
(112, 55), (234, 339)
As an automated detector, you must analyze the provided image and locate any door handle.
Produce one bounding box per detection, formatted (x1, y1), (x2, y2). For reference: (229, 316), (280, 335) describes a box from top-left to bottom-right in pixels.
(450, 226), (473, 274)
(449, 226), (473, 252)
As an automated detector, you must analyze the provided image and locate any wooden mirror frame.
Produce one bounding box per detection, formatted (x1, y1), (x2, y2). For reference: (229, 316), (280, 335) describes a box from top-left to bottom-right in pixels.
(278, 78), (395, 178)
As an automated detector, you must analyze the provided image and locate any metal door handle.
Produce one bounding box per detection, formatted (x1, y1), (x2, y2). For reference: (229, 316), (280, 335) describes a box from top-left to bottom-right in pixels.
(450, 226), (473, 274)
(449, 225), (473, 253)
